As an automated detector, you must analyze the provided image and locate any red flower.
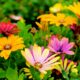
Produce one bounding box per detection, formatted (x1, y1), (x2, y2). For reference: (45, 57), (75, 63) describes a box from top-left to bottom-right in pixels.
(70, 24), (80, 34)
(0, 21), (19, 36)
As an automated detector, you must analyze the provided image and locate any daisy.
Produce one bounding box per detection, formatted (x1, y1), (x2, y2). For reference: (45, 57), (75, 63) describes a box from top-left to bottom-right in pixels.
(0, 35), (25, 59)
(21, 44), (60, 74)
(0, 22), (19, 36)
(68, 2), (80, 18)
(53, 58), (78, 74)
(48, 36), (75, 55)
(50, 13), (77, 26)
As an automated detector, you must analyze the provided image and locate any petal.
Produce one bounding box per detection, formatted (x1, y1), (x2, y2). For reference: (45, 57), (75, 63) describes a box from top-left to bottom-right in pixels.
(63, 42), (74, 51)
(21, 49), (35, 66)
(63, 59), (68, 70)
(43, 56), (60, 65)
(48, 38), (60, 52)
(11, 44), (25, 51)
(60, 37), (69, 46)
(33, 44), (42, 62)
(43, 54), (58, 63)
(64, 51), (74, 55)
(40, 48), (49, 62)
(0, 50), (11, 59)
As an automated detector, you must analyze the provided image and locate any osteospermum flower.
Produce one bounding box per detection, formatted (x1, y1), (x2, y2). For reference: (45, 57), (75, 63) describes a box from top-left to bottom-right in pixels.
(68, 2), (80, 18)
(36, 14), (56, 30)
(0, 22), (19, 36)
(70, 24), (80, 34)
(36, 21), (48, 31)
(37, 14), (56, 22)
(10, 14), (23, 21)
(21, 44), (60, 74)
(49, 3), (63, 13)
(53, 58), (78, 74)
(50, 13), (77, 26)
(48, 36), (75, 55)
(0, 35), (25, 59)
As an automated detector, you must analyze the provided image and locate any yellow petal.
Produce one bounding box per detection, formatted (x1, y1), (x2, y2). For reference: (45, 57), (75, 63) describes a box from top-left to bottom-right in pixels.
(0, 50), (11, 59)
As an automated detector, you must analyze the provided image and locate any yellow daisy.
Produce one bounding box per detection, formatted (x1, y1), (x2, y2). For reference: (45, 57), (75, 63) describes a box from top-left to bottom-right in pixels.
(0, 35), (25, 59)
(36, 14), (56, 30)
(68, 2), (80, 17)
(49, 3), (63, 13)
(53, 59), (78, 74)
(50, 13), (77, 26)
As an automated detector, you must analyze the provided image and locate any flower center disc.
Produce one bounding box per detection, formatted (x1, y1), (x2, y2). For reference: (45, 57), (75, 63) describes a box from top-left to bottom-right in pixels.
(4, 44), (12, 50)
(35, 62), (42, 69)
(59, 19), (65, 23)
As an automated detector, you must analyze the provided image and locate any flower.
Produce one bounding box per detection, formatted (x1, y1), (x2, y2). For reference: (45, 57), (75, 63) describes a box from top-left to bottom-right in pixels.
(23, 62), (45, 79)
(50, 13), (77, 26)
(36, 21), (48, 31)
(49, 3), (63, 13)
(36, 14), (56, 30)
(37, 14), (55, 22)
(10, 14), (23, 21)
(0, 35), (25, 59)
(70, 24), (80, 34)
(53, 58), (78, 74)
(21, 44), (60, 74)
(48, 36), (75, 55)
(0, 22), (19, 36)
(68, 2), (80, 18)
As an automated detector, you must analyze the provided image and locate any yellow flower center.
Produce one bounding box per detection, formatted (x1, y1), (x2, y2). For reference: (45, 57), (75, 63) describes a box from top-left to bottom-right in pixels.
(4, 44), (12, 50)
(34, 62), (42, 69)
(59, 19), (65, 23)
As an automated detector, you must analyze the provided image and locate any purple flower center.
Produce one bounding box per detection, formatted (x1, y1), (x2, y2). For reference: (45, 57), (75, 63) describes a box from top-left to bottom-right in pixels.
(57, 45), (63, 52)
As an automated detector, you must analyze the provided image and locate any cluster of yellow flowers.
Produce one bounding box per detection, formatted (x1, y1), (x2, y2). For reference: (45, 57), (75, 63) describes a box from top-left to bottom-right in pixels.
(36, 13), (77, 30)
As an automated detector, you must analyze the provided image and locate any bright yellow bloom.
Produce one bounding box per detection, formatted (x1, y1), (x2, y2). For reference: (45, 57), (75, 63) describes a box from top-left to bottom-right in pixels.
(36, 14), (56, 30)
(0, 35), (25, 59)
(36, 21), (48, 31)
(50, 13), (77, 26)
(49, 3), (63, 13)
(68, 2), (80, 17)
(53, 59), (78, 74)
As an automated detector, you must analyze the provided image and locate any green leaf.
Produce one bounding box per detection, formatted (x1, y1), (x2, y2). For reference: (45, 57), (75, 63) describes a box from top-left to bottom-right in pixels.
(18, 73), (25, 80)
(30, 66), (41, 80)
(0, 68), (6, 78)
(62, 69), (69, 80)
(43, 71), (52, 80)
(6, 67), (18, 80)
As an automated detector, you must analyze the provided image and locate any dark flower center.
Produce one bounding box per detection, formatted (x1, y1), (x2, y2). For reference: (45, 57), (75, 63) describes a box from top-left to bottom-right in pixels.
(34, 62), (42, 69)
(57, 45), (63, 52)
(4, 44), (12, 50)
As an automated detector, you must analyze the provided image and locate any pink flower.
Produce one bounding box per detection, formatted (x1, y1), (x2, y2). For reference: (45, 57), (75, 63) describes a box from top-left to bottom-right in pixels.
(48, 36), (75, 55)
(21, 44), (60, 74)
(0, 21), (19, 36)
(10, 14), (22, 20)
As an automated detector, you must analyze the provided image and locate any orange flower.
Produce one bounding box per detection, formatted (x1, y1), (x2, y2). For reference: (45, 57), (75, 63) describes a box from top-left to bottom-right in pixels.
(50, 13), (77, 26)
(68, 2), (80, 18)
(0, 35), (25, 59)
